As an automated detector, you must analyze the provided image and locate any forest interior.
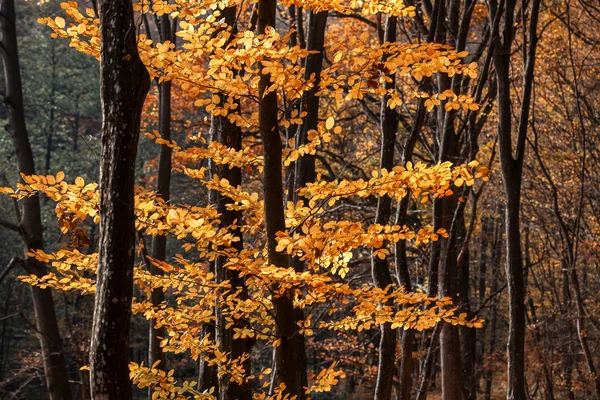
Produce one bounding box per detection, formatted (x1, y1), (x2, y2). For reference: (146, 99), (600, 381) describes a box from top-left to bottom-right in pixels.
(0, 0), (598, 399)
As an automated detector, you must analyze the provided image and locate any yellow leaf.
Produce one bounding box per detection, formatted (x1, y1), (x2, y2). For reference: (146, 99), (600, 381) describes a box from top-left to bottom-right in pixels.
(326, 117), (335, 130)
(55, 16), (65, 29)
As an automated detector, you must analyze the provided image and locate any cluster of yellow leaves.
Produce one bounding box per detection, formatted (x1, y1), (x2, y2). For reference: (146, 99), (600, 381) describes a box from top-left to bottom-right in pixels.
(423, 89), (480, 112)
(283, 117), (342, 166)
(299, 160), (488, 208)
(276, 219), (448, 274)
(282, 0), (415, 16)
(320, 39), (479, 106)
(40, 1), (479, 137)
(306, 362), (346, 393)
(177, 141), (264, 172)
(0, 172), (99, 226)
(21, 249), (96, 294)
(129, 361), (214, 400)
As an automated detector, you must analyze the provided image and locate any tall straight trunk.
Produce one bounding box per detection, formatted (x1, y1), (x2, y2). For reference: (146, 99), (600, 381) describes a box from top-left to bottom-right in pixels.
(458, 220), (476, 400)
(90, 0), (150, 398)
(393, 104), (424, 400)
(438, 199), (462, 400)
(290, 10), (328, 397)
(490, 1), (540, 398)
(148, 12), (175, 400)
(438, 1), (483, 397)
(0, 1), (73, 398)
(437, 68), (462, 400)
(483, 217), (501, 400)
(197, 322), (219, 394)
(371, 15), (397, 400)
(257, 0), (301, 396)
(212, 108), (252, 400)
(210, 7), (252, 400)
(475, 216), (491, 393)
(149, 11), (175, 377)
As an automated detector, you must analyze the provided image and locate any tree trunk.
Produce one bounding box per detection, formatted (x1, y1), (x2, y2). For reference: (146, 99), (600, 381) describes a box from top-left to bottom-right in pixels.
(211, 7), (252, 400)
(458, 223), (476, 400)
(393, 103), (423, 400)
(491, 1), (540, 398)
(483, 222), (500, 400)
(257, 0), (300, 396)
(371, 15), (398, 400)
(90, 0), (150, 398)
(290, 10), (328, 397)
(149, 11), (175, 380)
(0, 1), (73, 398)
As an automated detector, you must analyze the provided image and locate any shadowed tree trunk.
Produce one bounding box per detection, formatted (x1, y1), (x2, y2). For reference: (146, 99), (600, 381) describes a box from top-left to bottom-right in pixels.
(483, 213), (502, 400)
(289, 9), (328, 398)
(148, 7), (176, 373)
(371, 14), (398, 400)
(209, 6), (253, 400)
(148, 11), (176, 400)
(89, 0), (150, 398)
(258, 0), (301, 396)
(393, 103), (423, 400)
(0, 1), (72, 398)
(489, 1), (540, 398)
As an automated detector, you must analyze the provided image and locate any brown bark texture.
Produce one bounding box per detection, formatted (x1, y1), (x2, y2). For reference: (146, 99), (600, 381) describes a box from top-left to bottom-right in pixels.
(89, 0), (150, 398)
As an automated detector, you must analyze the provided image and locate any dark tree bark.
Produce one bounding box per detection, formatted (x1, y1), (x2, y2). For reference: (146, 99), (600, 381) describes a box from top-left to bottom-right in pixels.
(89, 0), (150, 398)
(371, 15), (398, 400)
(0, 1), (73, 398)
(148, 12), (176, 400)
(490, 1), (540, 398)
(212, 110), (252, 400)
(483, 215), (502, 400)
(458, 219), (476, 400)
(258, 0), (301, 396)
(289, 10), (328, 397)
(197, 321), (219, 395)
(148, 10), (176, 378)
(393, 104), (423, 400)
(209, 7), (252, 400)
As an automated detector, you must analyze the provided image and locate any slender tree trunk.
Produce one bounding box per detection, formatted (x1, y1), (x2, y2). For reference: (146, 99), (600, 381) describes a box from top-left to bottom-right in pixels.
(90, 0), (150, 398)
(148, 9), (175, 377)
(393, 104), (423, 400)
(458, 219), (476, 400)
(371, 15), (398, 400)
(258, 0), (300, 396)
(148, 12), (175, 400)
(491, 1), (540, 398)
(415, 323), (441, 400)
(438, 208), (463, 400)
(0, 1), (73, 398)
(197, 323), (219, 394)
(210, 7), (252, 400)
(289, 10), (328, 397)
(483, 241), (499, 400)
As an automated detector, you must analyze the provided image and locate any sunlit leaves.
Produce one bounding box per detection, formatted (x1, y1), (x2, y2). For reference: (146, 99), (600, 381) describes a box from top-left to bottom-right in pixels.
(9, 1), (497, 398)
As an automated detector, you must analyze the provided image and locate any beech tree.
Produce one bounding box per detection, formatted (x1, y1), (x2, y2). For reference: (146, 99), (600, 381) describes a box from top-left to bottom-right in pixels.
(89, 0), (149, 398)
(490, 0), (540, 398)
